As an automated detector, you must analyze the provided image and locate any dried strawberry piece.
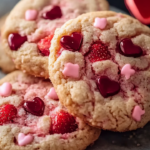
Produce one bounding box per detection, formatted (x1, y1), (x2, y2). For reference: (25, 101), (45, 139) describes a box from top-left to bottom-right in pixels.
(88, 41), (111, 63)
(0, 104), (17, 125)
(37, 34), (54, 56)
(50, 111), (78, 134)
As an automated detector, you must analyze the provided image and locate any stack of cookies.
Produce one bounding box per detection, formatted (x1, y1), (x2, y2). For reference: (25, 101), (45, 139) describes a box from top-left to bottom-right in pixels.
(0, 0), (150, 149)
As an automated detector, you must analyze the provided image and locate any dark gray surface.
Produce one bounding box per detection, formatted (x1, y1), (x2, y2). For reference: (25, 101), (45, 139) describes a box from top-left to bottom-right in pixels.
(87, 123), (150, 150)
(0, 0), (150, 150)
(0, 0), (19, 17)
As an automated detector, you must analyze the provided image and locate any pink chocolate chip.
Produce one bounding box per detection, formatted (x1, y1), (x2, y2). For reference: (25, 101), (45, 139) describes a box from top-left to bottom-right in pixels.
(18, 133), (34, 146)
(93, 18), (107, 29)
(47, 88), (59, 100)
(0, 82), (12, 97)
(62, 63), (80, 78)
(132, 106), (145, 122)
(121, 64), (135, 80)
(25, 9), (38, 21)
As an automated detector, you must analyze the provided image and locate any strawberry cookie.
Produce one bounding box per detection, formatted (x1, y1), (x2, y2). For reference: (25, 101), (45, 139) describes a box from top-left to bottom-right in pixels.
(2, 0), (109, 78)
(0, 71), (100, 150)
(0, 14), (16, 73)
(49, 11), (150, 132)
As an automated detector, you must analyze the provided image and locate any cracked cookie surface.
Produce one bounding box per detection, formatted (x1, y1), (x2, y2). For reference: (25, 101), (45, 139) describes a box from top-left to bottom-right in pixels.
(2, 0), (109, 78)
(0, 71), (100, 150)
(0, 14), (16, 73)
(49, 11), (150, 132)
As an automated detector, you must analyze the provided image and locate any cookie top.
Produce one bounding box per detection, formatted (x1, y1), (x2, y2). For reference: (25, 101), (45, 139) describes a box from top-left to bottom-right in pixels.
(2, 0), (109, 78)
(49, 11), (150, 132)
(0, 14), (16, 73)
(0, 71), (100, 150)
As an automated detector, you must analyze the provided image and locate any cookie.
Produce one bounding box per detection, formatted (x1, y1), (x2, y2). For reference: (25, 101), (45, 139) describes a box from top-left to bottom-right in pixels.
(0, 71), (100, 150)
(2, 0), (109, 78)
(0, 14), (16, 73)
(49, 11), (150, 132)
